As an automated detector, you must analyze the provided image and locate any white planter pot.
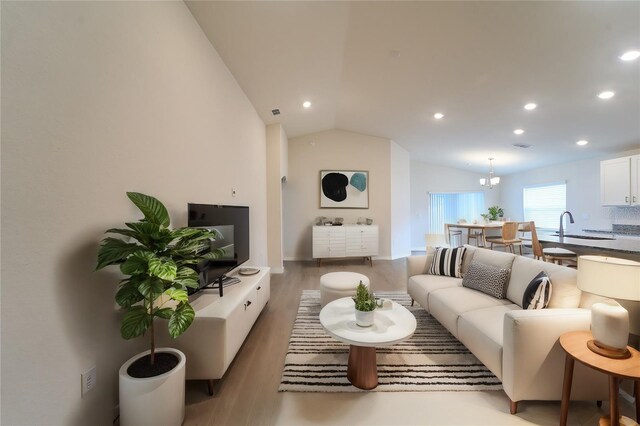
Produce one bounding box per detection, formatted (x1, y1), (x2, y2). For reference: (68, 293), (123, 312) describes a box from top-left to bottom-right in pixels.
(119, 347), (186, 426)
(355, 309), (375, 327)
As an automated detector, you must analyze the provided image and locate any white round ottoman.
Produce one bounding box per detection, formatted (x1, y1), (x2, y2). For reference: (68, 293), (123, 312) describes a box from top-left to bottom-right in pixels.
(320, 272), (370, 308)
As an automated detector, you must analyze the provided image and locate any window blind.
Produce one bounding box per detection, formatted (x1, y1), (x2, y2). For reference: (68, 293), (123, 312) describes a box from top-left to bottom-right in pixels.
(523, 182), (567, 230)
(428, 192), (485, 233)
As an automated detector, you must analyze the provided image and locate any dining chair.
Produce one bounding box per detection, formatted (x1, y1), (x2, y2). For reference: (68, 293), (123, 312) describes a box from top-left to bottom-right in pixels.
(530, 222), (577, 267)
(467, 229), (485, 247)
(485, 221), (521, 253)
(515, 221), (532, 253)
(447, 221), (464, 247)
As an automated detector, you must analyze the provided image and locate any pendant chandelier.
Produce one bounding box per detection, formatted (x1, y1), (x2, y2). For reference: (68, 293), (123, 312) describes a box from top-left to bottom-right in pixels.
(479, 157), (500, 189)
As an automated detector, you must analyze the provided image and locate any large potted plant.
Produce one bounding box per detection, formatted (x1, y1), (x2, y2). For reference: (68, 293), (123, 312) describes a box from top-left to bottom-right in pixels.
(96, 192), (220, 426)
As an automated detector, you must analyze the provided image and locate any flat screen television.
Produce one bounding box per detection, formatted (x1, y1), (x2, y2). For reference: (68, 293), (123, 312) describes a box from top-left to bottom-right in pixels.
(187, 204), (250, 296)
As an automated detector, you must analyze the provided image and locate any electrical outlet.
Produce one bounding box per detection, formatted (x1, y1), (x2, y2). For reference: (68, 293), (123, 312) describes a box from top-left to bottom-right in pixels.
(81, 366), (96, 396)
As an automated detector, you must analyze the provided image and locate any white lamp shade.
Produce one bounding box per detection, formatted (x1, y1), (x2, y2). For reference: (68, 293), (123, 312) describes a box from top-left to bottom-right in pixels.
(490, 176), (500, 185)
(479, 178), (486, 185)
(577, 255), (640, 301)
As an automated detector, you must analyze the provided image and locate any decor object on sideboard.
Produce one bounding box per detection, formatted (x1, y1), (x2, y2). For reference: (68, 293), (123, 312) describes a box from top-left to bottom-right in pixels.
(320, 170), (369, 208)
(353, 281), (381, 327)
(577, 255), (640, 359)
(479, 157), (500, 189)
(96, 192), (221, 426)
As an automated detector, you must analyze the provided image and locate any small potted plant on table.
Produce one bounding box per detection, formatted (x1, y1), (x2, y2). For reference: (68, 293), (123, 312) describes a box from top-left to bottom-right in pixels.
(353, 282), (380, 327)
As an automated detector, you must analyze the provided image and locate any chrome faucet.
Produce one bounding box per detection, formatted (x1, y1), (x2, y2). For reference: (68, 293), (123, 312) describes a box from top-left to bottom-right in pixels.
(558, 211), (574, 238)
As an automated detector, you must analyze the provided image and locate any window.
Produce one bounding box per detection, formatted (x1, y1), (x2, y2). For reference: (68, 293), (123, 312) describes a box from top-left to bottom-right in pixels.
(428, 192), (485, 233)
(523, 182), (567, 230)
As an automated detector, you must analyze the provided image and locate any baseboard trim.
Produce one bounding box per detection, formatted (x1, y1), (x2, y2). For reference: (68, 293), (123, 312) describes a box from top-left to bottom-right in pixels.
(270, 267), (284, 274)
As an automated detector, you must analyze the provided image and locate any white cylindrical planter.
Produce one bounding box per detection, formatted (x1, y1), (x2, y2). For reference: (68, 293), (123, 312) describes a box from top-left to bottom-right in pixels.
(119, 347), (186, 426)
(355, 310), (375, 327)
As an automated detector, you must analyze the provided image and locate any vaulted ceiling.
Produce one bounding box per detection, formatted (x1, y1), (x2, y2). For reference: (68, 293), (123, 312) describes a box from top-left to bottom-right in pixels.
(187, 1), (640, 174)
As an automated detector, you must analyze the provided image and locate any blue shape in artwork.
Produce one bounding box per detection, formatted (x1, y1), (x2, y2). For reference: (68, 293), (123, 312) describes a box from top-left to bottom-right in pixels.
(350, 173), (367, 192)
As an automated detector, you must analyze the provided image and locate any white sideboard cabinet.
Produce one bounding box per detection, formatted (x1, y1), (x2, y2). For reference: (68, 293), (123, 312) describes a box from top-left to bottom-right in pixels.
(601, 155), (640, 206)
(156, 267), (270, 395)
(312, 225), (379, 266)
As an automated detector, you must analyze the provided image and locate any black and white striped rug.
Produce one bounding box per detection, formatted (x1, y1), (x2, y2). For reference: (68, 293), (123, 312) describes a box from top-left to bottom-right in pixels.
(279, 290), (502, 392)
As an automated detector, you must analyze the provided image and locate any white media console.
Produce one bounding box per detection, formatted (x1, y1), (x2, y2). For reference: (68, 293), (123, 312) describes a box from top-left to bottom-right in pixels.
(157, 267), (270, 394)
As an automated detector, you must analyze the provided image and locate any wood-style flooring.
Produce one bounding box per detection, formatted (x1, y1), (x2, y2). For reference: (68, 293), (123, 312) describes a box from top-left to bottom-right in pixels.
(183, 258), (635, 426)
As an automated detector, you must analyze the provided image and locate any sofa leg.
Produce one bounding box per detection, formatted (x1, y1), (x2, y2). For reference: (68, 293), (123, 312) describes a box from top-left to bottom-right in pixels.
(207, 379), (215, 396)
(411, 298), (415, 306)
(509, 399), (518, 414)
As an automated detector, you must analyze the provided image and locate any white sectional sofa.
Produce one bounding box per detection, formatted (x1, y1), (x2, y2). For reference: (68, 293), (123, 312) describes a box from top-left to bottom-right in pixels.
(407, 245), (609, 413)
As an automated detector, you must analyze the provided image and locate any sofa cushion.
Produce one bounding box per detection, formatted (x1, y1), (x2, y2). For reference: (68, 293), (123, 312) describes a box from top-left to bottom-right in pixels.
(407, 274), (462, 311)
(522, 271), (552, 309)
(507, 256), (580, 308)
(428, 247), (466, 278)
(462, 260), (511, 299)
(471, 246), (516, 270)
(458, 304), (521, 380)
(428, 287), (513, 337)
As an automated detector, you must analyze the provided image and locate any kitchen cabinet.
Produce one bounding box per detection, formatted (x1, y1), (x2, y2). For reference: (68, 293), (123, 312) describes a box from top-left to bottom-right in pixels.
(600, 155), (640, 206)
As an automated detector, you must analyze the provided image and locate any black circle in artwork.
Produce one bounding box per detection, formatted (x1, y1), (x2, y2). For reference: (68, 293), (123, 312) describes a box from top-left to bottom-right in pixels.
(322, 173), (349, 202)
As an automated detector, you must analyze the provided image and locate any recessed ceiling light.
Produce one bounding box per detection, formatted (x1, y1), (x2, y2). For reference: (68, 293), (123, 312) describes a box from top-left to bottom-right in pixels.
(576, 140), (589, 146)
(434, 113), (444, 120)
(513, 129), (524, 135)
(620, 50), (640, 61)
(597, 91), (615, 100)
(524, 103), (537, 111)
(302, 101), (311, 108)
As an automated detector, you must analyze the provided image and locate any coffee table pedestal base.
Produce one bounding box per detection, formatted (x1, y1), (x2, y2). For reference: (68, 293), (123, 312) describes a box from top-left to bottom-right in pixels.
(347, 345), (378, 390)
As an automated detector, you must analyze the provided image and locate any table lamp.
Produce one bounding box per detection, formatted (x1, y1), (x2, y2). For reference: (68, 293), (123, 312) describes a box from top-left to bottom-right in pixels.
(577, 255), (640, 359)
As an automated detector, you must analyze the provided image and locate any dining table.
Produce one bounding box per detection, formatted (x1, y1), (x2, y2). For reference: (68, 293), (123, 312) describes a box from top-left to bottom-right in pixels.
(444, 222), (504, 246)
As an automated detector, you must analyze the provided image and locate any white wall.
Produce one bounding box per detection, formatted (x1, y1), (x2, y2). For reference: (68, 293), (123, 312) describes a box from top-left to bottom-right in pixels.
(283, 129), (394, 259)
(390, 142), (412, 258)
(500, 148), (640, 233)
(410, 160), (501, 249)
(1, 2), (267, 425)
(266, 123), (288, 273)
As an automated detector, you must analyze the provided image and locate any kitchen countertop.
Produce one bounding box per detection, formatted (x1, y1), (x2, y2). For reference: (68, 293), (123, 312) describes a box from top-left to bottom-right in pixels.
(538, 232), (640, 254)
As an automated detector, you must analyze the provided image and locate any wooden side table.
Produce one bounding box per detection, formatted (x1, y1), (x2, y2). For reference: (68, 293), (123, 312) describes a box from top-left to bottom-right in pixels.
(559, 330), (640, 426)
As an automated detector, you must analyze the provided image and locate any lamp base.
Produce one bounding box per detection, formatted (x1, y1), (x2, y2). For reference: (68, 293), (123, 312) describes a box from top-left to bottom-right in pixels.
(587, 339), (631, 359)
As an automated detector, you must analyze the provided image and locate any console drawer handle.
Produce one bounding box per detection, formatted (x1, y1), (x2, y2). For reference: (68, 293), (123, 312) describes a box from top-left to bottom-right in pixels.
(244, 300), (252, 310)
(257, 286), (262, 291)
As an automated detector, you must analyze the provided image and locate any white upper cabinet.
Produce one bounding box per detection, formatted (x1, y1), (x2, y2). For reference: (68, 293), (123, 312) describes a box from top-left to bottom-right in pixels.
(601, 155), (640, 206)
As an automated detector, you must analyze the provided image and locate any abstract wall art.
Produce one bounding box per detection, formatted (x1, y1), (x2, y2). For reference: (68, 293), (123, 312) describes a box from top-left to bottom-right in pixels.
(320, 170), (369, 209)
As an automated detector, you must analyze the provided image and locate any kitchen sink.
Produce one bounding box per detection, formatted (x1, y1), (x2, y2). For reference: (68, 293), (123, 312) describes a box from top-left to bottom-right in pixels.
(552, 233), (615, 241)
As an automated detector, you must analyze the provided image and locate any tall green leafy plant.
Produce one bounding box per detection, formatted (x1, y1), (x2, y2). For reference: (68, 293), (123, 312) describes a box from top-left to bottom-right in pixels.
(96, 192), (221, 365)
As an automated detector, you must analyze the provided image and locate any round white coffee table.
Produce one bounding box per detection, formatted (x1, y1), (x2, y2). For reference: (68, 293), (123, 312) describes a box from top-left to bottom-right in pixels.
(319, 297), (417, 389)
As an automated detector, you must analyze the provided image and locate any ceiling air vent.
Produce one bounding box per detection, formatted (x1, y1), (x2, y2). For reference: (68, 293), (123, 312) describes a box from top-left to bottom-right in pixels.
(512, 143), (532, 149)
(271, 109), (280, 116)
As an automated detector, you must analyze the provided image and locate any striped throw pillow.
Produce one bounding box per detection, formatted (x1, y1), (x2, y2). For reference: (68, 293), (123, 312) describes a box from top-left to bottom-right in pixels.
(428, 247), (467, 278)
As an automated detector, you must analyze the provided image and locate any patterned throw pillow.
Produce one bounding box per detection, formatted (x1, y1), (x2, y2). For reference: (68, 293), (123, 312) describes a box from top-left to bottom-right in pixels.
(462, 260), (510, 299)
(428, 247), (467, 278)
(522, 271), (552, 309)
